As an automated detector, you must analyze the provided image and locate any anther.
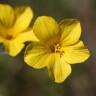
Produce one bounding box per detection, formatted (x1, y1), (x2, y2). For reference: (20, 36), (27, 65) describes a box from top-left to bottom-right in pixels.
(54, 44), (64, 57)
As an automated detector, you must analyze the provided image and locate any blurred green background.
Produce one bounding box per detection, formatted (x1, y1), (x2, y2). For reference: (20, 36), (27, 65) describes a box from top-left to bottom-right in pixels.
(0, 0), (96, 96)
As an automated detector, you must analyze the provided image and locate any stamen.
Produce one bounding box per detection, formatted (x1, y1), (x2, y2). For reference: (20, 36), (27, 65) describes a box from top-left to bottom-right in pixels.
(54, 44), (60, 52)
(54, 44), (64, 57)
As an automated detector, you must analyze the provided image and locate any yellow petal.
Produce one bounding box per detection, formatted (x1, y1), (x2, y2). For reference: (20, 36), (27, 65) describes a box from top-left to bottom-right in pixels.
(47, 53), (71, 83)
(47, 53), (56, 81)
(54, 61), (71, 83)
(3, 39), (24, 56)
(24, 42), (50, 69)
(13, 7), (33, 36)
(60, 19), (81, 46)
(0, 36), (4, 43)
(16, 29), (39, 43)
(63, 41), (90, 64)
(0, 22), (9, 38)
(33, 16), (59, 42)
(0, 4), (15, 27)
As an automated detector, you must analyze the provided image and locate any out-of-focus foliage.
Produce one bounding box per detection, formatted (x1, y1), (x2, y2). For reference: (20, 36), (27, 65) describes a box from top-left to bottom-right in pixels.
(0, 0), (96, 96)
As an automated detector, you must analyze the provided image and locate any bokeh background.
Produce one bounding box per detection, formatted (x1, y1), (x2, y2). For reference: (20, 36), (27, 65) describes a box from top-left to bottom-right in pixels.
(0, 0), (96, 96)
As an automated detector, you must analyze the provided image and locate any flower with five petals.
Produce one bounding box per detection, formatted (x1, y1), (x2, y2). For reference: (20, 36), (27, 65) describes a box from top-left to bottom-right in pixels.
(0, 4), (38, 56)
(24, 16), (90, 83)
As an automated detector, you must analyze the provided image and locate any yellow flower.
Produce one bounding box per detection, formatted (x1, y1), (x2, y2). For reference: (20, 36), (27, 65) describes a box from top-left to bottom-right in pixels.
(24, 16), (90, 83)
(0, 4), (38, 56)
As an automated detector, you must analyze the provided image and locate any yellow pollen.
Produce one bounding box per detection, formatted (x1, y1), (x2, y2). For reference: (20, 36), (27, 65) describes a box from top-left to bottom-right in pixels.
(54, 44), (64, 57)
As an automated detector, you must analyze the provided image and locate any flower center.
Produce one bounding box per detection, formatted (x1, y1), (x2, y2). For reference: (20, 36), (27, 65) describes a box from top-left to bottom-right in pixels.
(0, 29), (13, 40)
(54, 44), (64, 57)
(49, 43), (64, 57)
(6, 35), (13, 40)
(46, 36), (64, 57)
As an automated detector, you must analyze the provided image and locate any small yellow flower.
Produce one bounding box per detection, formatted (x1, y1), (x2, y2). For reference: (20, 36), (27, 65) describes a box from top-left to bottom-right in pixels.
(0, 4), (38, 56)
(24, 16), (90, 83)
